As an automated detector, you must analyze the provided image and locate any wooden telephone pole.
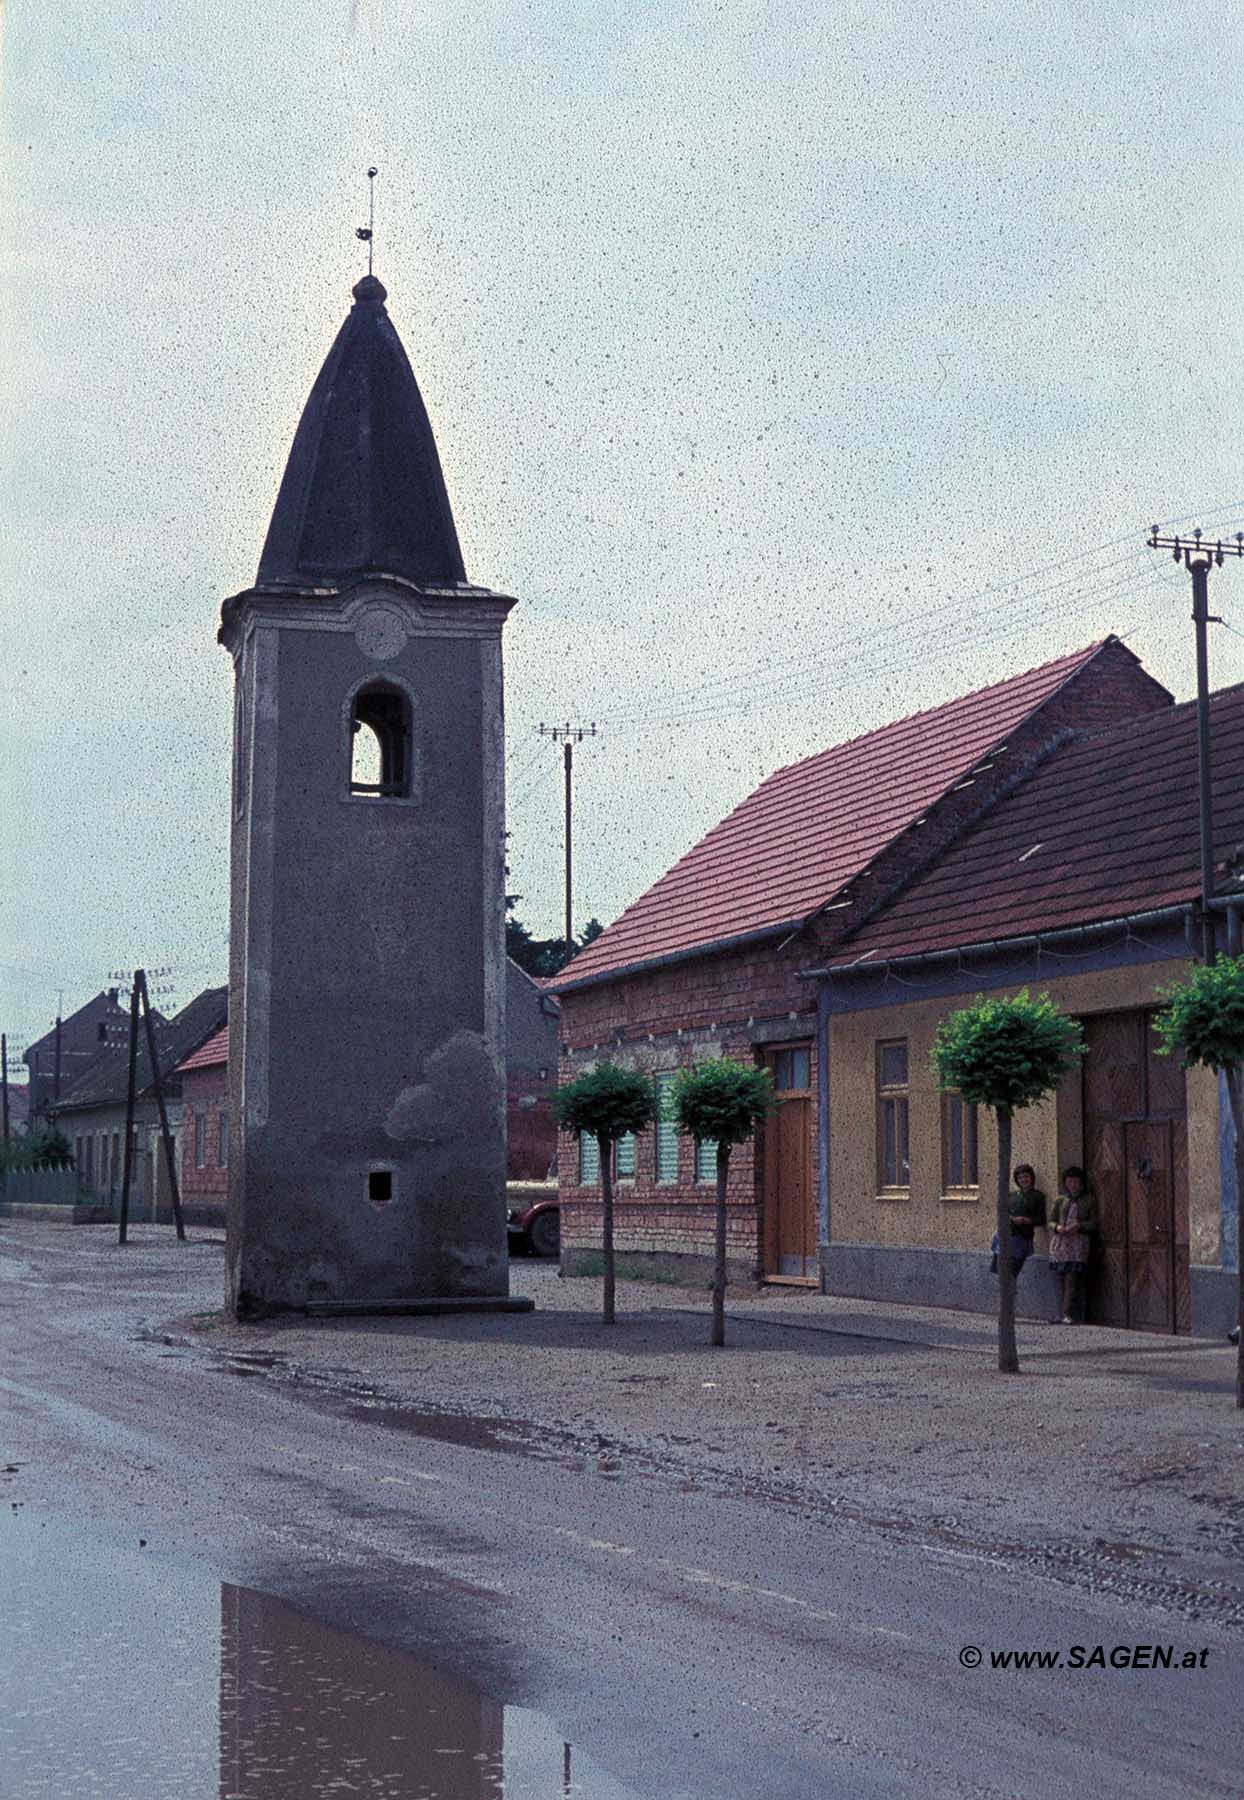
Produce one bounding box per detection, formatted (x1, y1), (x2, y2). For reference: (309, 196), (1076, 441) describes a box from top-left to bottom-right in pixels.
(118, 968), (186, 1245)
(1146, 526), (1244, 961)
(536, 722), (598, 951)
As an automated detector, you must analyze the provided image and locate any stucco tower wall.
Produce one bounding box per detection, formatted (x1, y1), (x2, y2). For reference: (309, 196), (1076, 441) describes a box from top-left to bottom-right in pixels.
(224, 584), (512, 1313)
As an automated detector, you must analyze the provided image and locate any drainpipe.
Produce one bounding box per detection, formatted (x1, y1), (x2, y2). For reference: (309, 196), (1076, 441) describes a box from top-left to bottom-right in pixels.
(816, 976), (831, 1293)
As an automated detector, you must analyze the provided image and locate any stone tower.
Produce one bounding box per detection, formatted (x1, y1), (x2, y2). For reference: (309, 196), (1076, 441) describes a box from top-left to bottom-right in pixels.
(220, 273), (516, 1316)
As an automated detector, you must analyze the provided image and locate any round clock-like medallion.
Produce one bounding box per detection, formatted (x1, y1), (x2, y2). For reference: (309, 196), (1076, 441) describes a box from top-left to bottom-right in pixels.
(353, 605), (408, 661)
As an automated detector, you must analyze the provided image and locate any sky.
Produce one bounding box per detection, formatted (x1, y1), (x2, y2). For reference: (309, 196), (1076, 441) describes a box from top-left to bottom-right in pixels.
(2, 1), (1243, 1057)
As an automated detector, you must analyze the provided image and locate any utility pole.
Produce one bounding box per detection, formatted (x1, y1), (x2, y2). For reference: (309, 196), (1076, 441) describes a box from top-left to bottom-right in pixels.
(118, 977), (141, 1245)
(2, 1033), (10, 1145)
(536, 722), (598, 951)
(1147, 527), (1244, 961)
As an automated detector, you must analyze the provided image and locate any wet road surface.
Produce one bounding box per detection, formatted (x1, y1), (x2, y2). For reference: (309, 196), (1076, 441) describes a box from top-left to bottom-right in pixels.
(1, 1227), (1239, 1798)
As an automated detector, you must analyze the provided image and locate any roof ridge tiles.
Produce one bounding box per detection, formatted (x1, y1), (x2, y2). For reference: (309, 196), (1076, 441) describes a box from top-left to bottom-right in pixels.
(755, 640), (1109, 785)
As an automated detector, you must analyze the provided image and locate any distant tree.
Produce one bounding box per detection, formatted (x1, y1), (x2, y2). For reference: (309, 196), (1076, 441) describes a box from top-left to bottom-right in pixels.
(1154, 956), (1244, 1408)
(505, 913), (538, 968)
(672, 1059), (773, 1347)
(507, 910), (609, 979)
(553, 1064), (654, 1324)
(933, 991), (1085, 1374)
(1, 1127), (73, 1175)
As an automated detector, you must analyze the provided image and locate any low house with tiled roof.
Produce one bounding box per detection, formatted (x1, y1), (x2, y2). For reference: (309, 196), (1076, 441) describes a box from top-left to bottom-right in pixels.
(811, 681), (1244, 1337)
(549, 636), (1170, 1290)
(22, 987), (132, 1121)
(52, 987), (229, 1218)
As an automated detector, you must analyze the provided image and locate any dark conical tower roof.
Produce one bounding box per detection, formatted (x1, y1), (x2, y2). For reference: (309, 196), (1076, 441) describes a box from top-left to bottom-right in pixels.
(256, 274), (467, 590)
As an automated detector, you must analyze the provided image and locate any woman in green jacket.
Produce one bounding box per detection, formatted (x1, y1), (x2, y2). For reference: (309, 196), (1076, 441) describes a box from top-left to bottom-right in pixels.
(1049, 1165), (1098, 1324)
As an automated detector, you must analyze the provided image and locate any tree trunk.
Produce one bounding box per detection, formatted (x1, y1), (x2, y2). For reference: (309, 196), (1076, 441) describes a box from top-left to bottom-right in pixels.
(995, 1107), (1019, 1374)
(711, 1143), (730, 1347)
(599, 1133), (616, 1326)
(1227, 1068), (1244, 1410)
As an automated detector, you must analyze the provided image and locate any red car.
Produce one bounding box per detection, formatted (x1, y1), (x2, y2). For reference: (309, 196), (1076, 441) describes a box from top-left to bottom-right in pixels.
(507, 1181), (560, 1258)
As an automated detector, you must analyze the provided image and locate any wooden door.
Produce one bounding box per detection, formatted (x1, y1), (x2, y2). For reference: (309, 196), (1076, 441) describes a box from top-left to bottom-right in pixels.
(762, 1046), (814, 1280)
(1082, 1010), (1190, 1333)
(1124, 1120), (1176, 1332)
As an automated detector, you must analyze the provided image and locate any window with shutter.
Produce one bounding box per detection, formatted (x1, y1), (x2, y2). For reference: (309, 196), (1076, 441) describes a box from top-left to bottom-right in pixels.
(654, 1072), (679, 1184)
(694, 1135), (719, 1183)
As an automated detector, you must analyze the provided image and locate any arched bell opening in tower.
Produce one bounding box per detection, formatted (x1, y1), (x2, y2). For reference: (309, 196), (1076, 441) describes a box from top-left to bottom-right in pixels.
(349, 681), (411, 797)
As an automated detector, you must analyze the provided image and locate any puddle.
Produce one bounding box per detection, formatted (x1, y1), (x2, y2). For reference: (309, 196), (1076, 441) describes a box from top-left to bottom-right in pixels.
(0, 1518), (650, 1798)
(345, 1404), (572, 1466)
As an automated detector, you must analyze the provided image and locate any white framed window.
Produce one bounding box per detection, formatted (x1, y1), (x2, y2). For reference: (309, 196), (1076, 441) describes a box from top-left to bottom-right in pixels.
(876, 1040), (910, 1191)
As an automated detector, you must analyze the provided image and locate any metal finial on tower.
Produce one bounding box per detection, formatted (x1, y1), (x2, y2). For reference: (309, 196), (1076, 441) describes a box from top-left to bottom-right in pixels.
(355, 166), (378, 276)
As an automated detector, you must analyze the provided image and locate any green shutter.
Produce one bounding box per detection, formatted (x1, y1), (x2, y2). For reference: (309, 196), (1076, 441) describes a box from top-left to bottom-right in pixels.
(616, 1133), (636, 1179)
(695, 1136), (719, 1183)
(579, 1133), (600, 1184)
(655, 1072), (679, 1184)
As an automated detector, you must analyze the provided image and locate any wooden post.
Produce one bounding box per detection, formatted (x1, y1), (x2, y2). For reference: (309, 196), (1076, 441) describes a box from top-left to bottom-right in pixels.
(139, 970), (185, 1241)
(118, 974), (142, 1245)
(1, 1033), (10, 1145)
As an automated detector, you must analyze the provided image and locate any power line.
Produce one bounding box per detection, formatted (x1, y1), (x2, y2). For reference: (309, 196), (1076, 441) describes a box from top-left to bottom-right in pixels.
(582, 505), (1243, 728)
(600, 562), (1178, 736)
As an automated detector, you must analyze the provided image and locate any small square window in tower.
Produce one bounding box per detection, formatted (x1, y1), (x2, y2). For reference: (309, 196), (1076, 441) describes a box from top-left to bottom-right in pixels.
(367, 1167), (394, 1207)
(350, 683), (410, 797)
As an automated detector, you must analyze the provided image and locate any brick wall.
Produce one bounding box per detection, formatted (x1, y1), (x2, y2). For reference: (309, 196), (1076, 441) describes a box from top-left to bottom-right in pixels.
(556, 947), (813, 1280)
(507, 1071), (557, 1179)
(181, 1064), (229, 1201)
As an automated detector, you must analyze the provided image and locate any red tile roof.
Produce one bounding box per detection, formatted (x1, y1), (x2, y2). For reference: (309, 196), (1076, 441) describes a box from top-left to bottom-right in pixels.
(177, 1025), (228, 1073)
(556, 642), (1112, 988)
(831, 684), (1244, 967)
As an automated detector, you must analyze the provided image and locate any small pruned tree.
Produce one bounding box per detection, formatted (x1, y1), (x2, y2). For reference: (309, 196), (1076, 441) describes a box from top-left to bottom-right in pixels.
(553, 1064), (654, 1324)
(1154, 955), (1244, 1408)
(672, 1058), (773, 1347)
(933, 990), (1085, 1374)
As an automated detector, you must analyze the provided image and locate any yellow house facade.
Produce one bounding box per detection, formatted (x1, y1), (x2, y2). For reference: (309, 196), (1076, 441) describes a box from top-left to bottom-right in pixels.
(822, 953), (1228, 1331)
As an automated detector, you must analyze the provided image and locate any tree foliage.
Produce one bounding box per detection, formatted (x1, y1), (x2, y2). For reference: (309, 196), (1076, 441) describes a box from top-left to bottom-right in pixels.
(932, 990), (1083, 1377)
(671, 1058), (773, 1348)
(671, 1059), (773, 1146)
(507, 912), (607, 979)
(553, 1063), (654, 1144)
(1156, 955), (1244, 1409)
(1153, 956), (1244, 1073)
(0, 1127), (74, 1174)
(932, 989), (1085, 1112)
(553, 1063), (653, 1328)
